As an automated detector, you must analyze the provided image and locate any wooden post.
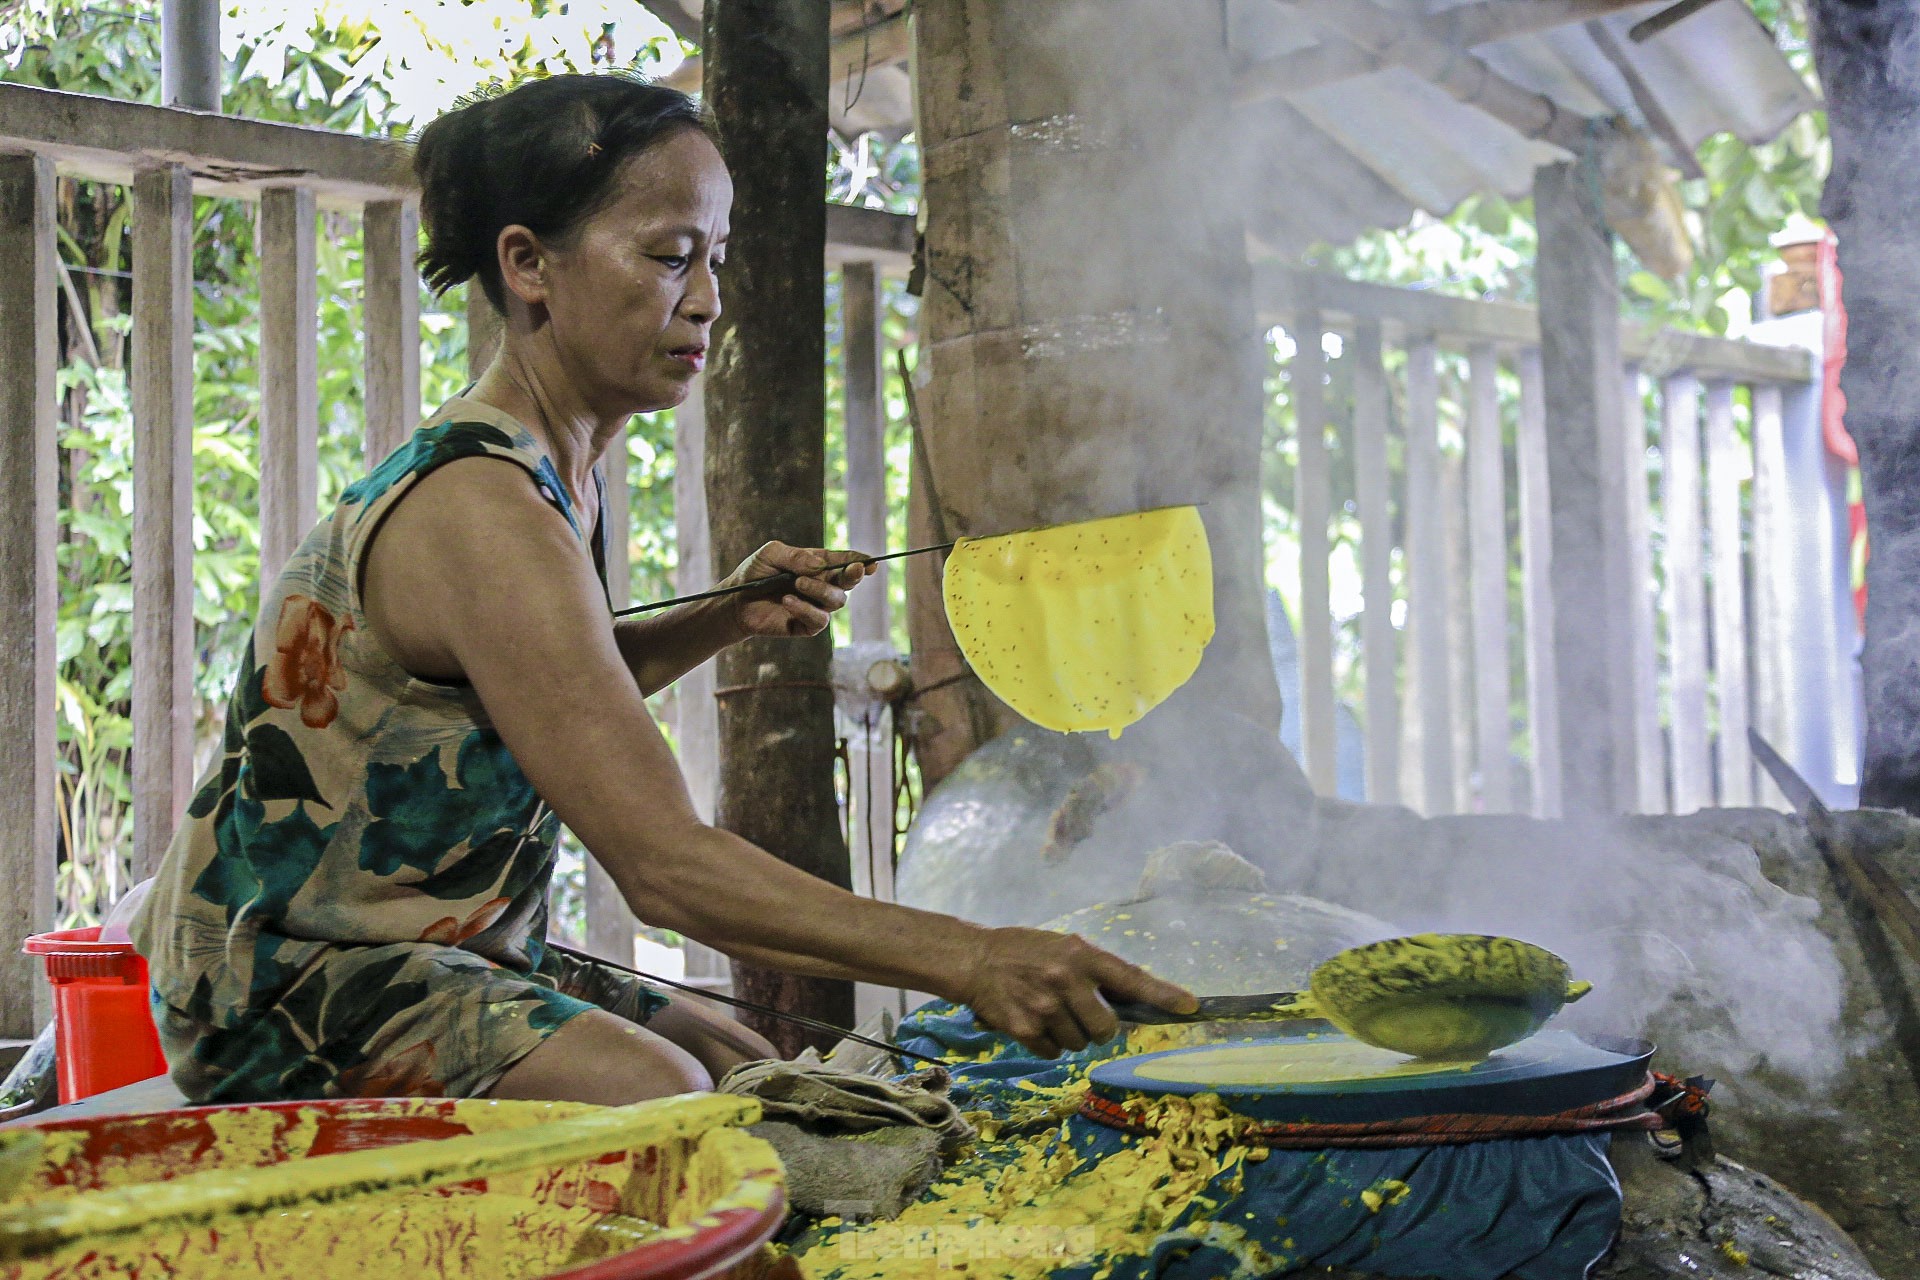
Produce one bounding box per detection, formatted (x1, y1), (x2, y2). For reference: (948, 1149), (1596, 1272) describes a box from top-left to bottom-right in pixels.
(1749, 382), (1788, 806)
(840, 261), (901, 1018)
(671, 382), (731, 993)
(1620, 364), (1666, 811)
(1402, 337), (1453, 813)
(259, 186), (318, 586)
(1466, 342), (1512, 811)
(1661, 372), (1712, 812)
(131, 165), (196, 882)
(1352, 320), (1398, 803)
(1294, 316), (1337, 793)
(1515, 347), (1562, 818)
(842, 261), (889, 643)
(1705, 380), (1754, 806)
(466, 285), (501, 381)
(0, 153), (59, 1034)
(703, 0), (849, 1056)
(1534, 159), (1634, 816)
(585, 431), (641, 963)
(363, 199), (420, 467)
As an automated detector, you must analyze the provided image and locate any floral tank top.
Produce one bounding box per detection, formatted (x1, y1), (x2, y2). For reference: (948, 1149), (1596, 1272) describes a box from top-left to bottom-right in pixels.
(132, 399), (604, 1029)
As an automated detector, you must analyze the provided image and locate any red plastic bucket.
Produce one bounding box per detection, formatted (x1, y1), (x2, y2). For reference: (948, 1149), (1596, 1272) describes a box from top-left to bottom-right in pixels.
(21, 926), (167, 1103)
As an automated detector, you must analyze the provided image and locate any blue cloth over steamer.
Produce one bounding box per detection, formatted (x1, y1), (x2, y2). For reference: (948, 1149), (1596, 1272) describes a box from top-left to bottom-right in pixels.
(794, 1001), (1625, 1280)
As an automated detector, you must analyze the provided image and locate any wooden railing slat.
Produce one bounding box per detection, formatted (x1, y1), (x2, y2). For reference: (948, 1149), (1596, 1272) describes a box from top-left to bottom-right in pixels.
(1254, 264), (1812, 386)
(843, 262), (890, 646)
(131, 164), (196, 882)
(259, 186), (319, 587)
(1661, 372), (1712, 812)
(1705, 380), (1755, 806)
(1441, 442), (1476, 812)
(0, 152), (60, 1033)
(1747, 383), (1788, 807)
(673, 382), (719, 824)
(1515, 347), (1562, 818)
(1620, 364), (1666, 812)
(1292, 315), (1338, 794)
(1401, 338), (1453, 814)
(1466, 342), (1512, 811)
(584, 426), (639, 962)
(1351, 319), (1398, 804)
(669, 380), (730, 991)
(362, 198), (420, 467)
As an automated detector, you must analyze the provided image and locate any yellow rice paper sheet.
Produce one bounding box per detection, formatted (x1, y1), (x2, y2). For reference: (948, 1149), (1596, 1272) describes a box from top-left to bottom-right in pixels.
(942, 507), (1214, 737)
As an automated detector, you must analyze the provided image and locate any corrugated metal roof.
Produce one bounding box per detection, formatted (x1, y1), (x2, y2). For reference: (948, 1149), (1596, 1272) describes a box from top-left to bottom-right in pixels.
(1236, 0), (1817, 253)
(655, 0), (1819, 254)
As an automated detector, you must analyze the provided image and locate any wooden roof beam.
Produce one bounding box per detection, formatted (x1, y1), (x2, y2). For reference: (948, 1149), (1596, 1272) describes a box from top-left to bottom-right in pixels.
(1583, 17), (1707, 178)
(1236, 0), (1650, 106)
(1303, 0), (1593, 153)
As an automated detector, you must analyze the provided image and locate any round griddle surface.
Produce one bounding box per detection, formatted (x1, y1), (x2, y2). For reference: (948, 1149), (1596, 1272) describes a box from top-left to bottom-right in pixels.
(1088, 1028), (1652, 1124)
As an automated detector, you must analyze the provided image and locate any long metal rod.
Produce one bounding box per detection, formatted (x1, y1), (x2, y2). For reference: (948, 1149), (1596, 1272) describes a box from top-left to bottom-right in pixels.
(616, 498), (1206, 619)
(612, 543), (952, 619)
(546, 940), (946, 1067)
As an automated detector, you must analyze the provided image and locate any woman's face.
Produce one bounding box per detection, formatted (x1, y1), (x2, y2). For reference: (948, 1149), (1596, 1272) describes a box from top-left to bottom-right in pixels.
(529, 128), (732, 416)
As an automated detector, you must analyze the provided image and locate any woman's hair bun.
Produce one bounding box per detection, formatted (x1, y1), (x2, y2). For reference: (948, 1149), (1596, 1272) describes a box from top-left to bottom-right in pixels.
(412, 74), (711, 310)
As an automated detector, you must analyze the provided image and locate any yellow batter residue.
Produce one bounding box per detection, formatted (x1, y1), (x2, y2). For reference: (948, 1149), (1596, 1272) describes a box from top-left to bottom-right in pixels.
(943, 506), (1214, 738)
(800, 1087), (1267, 1280)
(2, 1095), (784, 1280)
(1132, 1041), (1480, 1087)
(1361, 1179), (1412, 1213)
(16, 1189), (660, 1280)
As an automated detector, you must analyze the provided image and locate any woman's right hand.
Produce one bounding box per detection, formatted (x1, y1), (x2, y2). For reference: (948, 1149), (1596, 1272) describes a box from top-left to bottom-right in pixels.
(958, 927), (1198, 1058)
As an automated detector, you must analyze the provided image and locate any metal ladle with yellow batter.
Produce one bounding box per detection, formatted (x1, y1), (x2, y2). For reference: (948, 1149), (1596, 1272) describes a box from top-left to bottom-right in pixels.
(1109, 933), (1593, 1060)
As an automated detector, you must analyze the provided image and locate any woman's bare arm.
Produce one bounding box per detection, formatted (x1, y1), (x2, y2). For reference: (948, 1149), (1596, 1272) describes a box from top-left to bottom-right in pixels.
(612, 604), (740, 696)
(610, 545), (868, 697)
(362, 457), (1194, 1054)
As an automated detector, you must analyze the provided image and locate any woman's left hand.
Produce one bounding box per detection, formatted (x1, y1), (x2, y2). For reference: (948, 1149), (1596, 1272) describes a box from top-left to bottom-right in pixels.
(721, 542), (873, 639)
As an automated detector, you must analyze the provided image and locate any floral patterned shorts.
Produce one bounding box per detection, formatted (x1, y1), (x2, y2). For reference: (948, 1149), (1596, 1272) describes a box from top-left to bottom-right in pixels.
(152, 942), (670, 1103)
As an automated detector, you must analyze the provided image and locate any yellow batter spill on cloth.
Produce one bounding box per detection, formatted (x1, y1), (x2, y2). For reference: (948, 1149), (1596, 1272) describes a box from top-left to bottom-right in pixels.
(798, 1081), (1270, 1280)
(943, 507), (1213, 737)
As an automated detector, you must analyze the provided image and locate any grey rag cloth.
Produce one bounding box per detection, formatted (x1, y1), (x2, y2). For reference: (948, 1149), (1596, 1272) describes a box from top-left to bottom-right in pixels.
(718, 1059), (976, 1221)
(746, 1121), (945, 1221)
